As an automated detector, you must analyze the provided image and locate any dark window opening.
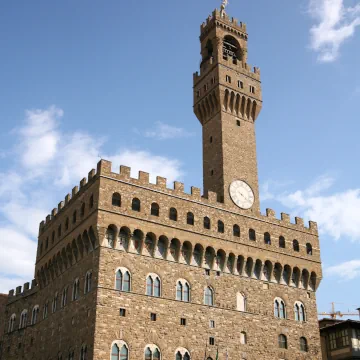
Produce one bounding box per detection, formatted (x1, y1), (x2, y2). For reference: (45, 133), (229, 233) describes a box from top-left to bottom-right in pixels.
(249, 229), (256, 241)
(151, 203), (160, 217)
(187, 212), (194, 226)
(132, 198), (141, 212)
(169, 207), (178, 221)
(233, 225), (240, 237)
(204, 217), (211, 230)
(180, 318), (186, 326)
(119, 308), (126, 317)
(218, 220), (224, 233)
(150, 313), (157, 321)
(112, 193), (121, 207)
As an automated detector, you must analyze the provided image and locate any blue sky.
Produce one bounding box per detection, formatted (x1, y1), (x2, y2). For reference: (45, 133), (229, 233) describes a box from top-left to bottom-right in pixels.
(0, 0), (359, 318)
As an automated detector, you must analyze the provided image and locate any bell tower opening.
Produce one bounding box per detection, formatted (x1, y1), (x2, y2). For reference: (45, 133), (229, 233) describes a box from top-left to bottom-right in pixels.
(223, 35), (242, 64)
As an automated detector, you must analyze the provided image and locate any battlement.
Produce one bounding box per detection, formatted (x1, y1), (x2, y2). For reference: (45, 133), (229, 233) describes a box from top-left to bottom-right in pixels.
(8, 279), (38, 300)
(193, 55), (261, 85)
(201, 9), (247, 36)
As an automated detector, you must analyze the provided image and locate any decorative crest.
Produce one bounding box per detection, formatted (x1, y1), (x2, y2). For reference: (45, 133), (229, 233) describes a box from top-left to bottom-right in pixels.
(220, 0), (229, 16)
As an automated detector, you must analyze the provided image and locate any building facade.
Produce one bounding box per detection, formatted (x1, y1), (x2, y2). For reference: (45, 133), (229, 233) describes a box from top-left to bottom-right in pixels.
(320, 319), (360, 359)
(0, 6), (323, 360)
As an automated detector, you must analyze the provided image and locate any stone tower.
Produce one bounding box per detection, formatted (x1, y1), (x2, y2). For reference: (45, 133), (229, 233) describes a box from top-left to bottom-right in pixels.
(0, 5), (323, 360)
(193, 9), (262, 213)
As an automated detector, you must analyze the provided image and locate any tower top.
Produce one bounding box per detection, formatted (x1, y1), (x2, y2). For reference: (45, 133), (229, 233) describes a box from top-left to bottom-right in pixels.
(220, 0), (229, 16)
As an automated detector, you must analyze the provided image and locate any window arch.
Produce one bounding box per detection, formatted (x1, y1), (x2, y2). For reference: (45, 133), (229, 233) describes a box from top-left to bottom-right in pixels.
(111, 341), (129, 360)
(264, 232), (271, 245)
(233, 224), (240, 237)
(187, 212), (194, 225)
(61, 287), (68, 308)
(240, 331), (247, 345)
(204, 286), (214, 306)
(169, 207), (178, 221)
(204, 217), (211, 230)
(176, 279), (190, 302)
(72, 278), (80, 301)
(306, 243), (313, 255)
(249, 229), (256, 241)
(279, 236), (286, 248)
(175, 348), (191, 360)
(31, 305), (39, 325)
(43, 301), (49, 319)
(8, 314), (16, 333)
(132, 198), (141, 212)
(84, 271), (92, 294)
(279, 334), (288, 349)
(237, 292), (247, 312)
(81, 203), (85, 217)
(146, 274), (161, 297)
(217, 220), (224, 233)
(52, 292), (58, 313)
(72, 210), (77, 224)
(65, 217), (69, 231)
(274, 298), (286, 319)
(106, 226), (117, 249)
(293, 239), (300, 252)
(112, 193), (121, 207)
(145, 345), (161, 360)
(19, 309), (28, 329)
(80, 345), (87, 360)
(151, 203), (159, 217)
(294, 301), (306, 322)
(115, 268), (131, 292)
(68, 349), (75, 360)
(300, 337), (308, 352)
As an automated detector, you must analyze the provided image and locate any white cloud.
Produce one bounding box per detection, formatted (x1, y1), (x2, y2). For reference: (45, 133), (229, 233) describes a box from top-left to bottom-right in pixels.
(263, 175), (360, 241)
(308, 0), (360, 62)
(0, 106), (185, 293)
(141, 121), (194, 140)
(326, 259), (360, 280)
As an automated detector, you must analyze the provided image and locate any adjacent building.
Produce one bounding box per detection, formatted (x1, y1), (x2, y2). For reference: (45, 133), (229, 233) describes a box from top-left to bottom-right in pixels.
(0, 5), (323, 360)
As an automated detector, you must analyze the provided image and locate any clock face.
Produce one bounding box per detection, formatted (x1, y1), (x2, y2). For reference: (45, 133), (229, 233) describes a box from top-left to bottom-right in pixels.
(229, 180), (255, 209)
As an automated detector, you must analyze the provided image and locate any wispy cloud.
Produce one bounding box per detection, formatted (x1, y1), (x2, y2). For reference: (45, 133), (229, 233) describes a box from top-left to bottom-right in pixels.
(308, 0), (360, 62)
(325, 259), (360, 280)
(0, 106), (184, 293)
(262, 175), (360, 241)
(135, 121), (194, 140)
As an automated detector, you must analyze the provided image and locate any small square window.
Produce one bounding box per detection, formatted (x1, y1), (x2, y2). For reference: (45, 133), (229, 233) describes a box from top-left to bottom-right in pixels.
(197, 90), (201, 98)
(307, 292), (311, 299)
(205, 269), (210, 276)
(236, 120), (241, 127)
(250, 85), (256, 94)
(238, 80), (243, 89)
(211, 77), (216, 85)
(210, 320), (215, 328)
(151, 313), (157, 321)
(226, 75), (232, 83)
(209, 337), (215, 346)
(180, 318), (186, 326)
(120, 308), (126, 317)
(204, 84), (208, 91)
(216, 271), (221, 277)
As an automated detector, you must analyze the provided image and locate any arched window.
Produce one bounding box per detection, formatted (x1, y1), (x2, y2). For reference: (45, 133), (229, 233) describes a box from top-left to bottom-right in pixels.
(151, 203), (159, 217)
(89, 195), (94, 208)
(169, 208), (178, 221)
(233, 224), (240, 237)
(306, 243), (313, 255)
(204, 287), (214, 306)
(116, 268), (131, 292)
(264, 232), (271, 245)
(106, 226), (116, 248)
(8, 314), (16, 333)
(58, 224), (62, 237)
(84, 271), (92, 294)
(61, 287), (68, 308)
(145, 346), (161, 360)
(52, 293), (58, 313)
(223, 35), (242, 63)
(132, 198), (141, 212)
(279, 334), (287, 349)
(146, 274), (161, 297)
(249, 229), (256, 241)
(112, 193), (121, 207)
(19, 310), (28, 329)
(81, 203), (85, 217)
(68, 349), (75, 360)
(80, 345), (87, 360)
(187, 212), (194, 226)
(293, 239), (300, 252)
(72, 278), (80, 301)
(218, 220), (224, 233)
(300, 337), (308, 352)
(52, 231), (55, 243)
(204, 217), (211, 230)
(43, 301), (48, 319)
(111, 343), (129, 360)
(240, 331), (247, 345)
(279, 236), (286, 248)
(176, 280), (190, 302)
(274, 298), (286, 319)
(65, 218), (69, 231)
(294, 302), (306, 322)
(175, 349), (191, 360)
(237, 293), (246, 312)
(72, 211), (77, 224)
(31, 305), (39, 325)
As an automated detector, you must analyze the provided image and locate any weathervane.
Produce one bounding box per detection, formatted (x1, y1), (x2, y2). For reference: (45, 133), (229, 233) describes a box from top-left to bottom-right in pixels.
(220, 0), (229, 16)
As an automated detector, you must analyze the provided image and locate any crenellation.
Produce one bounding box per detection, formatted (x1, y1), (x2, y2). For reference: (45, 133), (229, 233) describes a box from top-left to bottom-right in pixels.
(266, 208), (276, 219)
(174, 181), (184, 193)
(8, 289), (14, 297)
(88, 168), (96, 181)
(46, 215), (51, 223)
(72, 186), (79, 197)
(23, 282), (30, 291)
(138, 171), (150, 184)
(65, 193), (71, 205)
(281, 213), (290, 223)
(309, 221), (318, 231)
(97, 159), (111, 175)
(156, 176), (167, 188)
(51, 208), (57, 217)
(15, 286), (22, 295)
(207, 190), (218, 204)
(295, 217), (304, 227)
(191, 186), (201, 199)
(80, 177), (87, 188)
(119, 165), (131, 179)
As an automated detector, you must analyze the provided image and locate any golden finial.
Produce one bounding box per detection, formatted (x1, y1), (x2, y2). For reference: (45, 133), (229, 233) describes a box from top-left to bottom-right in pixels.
(221, 0), (229, 16)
